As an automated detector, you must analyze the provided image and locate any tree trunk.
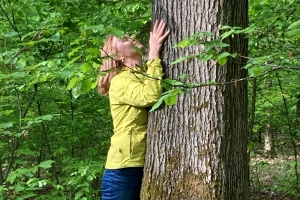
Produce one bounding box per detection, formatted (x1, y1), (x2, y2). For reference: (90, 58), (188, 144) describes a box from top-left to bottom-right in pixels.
(263, 80), (276, 159)
(296, 94), (300, 123)
(263, 122), (276, 159)
(141, 1), (249, 200)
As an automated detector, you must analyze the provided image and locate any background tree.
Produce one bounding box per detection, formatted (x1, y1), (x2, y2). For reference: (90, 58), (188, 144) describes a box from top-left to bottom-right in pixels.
(141, 0), (249, 199)
(247, 0), (300, 196)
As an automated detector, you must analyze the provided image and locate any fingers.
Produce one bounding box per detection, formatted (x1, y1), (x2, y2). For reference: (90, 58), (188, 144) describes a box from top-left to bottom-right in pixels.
(152, 19), (167, 35)
(153, 20), (159, 33)
(151, 19), (169, 44)
(159, 29), (170, 42)
(148, 19), (170, 59)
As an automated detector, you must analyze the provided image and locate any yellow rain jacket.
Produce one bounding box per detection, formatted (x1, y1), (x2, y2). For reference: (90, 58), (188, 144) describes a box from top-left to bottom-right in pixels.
(105, 58), (163, 169)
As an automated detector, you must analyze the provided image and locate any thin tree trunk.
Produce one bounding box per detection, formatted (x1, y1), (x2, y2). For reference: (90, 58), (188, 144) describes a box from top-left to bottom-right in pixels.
(263, 80), (276, 158)
(141, 0), (249, 199)
(263, 114), (276, 159)
(296, 94), (300, 123)
(35, 84), (59, 184)
(249, 78), (257, 142)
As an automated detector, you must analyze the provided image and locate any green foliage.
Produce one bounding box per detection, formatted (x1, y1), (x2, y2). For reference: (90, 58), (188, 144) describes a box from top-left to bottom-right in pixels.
(251, 153), (300, 197)
(247, 0), (300, 196)
(248, 0), (300, 136)
(0, 0), (151, 199)
(171, 31), (236, 67)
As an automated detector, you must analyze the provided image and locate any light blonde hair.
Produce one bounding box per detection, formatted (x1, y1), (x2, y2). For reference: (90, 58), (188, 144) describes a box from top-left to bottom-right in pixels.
(97, 35), (123, 95)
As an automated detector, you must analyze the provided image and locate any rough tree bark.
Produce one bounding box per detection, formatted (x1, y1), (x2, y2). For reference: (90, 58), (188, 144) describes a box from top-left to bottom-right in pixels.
(141, 1), (249, 200)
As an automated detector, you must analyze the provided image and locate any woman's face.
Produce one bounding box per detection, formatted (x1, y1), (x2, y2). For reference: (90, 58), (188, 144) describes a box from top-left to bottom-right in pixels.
(112, 36), (144, 59)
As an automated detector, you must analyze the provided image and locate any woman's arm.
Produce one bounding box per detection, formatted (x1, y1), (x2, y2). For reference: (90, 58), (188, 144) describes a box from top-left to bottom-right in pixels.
(109, 59), (163, 107)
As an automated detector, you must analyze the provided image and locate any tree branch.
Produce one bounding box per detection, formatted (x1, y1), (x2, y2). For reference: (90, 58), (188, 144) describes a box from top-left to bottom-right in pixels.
(0, 153), (4, 184)
(3, 88), (21, 181)
(34, 84), (60, 184)
(0, 1), (21, 41)
(0, 3), (17, 32)
(100, 48), (300, 90)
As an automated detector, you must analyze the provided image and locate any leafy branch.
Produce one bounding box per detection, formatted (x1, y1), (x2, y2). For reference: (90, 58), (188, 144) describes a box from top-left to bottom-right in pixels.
(0, 1), (21, 41)
(96, 30), (300, 112)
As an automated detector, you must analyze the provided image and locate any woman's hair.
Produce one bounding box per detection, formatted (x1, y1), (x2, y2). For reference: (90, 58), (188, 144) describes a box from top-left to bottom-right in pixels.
(97, 35), (123, 95)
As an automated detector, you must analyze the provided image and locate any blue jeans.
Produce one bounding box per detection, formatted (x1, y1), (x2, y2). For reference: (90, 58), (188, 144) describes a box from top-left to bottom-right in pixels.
(101, 167), (143, 200)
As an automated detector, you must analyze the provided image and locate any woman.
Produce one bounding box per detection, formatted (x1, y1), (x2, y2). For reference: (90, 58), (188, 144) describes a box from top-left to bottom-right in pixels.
(98, 20), (169, 200)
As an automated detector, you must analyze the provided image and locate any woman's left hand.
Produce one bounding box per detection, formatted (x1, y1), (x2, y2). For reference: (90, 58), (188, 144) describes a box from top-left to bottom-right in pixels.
(148, 19), (170, 60)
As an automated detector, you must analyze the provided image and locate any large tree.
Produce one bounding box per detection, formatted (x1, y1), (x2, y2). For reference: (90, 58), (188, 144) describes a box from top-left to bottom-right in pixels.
(141, 1), (249, 199)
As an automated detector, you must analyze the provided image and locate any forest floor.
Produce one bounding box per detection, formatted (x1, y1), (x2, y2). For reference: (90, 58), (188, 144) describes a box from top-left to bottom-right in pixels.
(249, 145), (300, 200)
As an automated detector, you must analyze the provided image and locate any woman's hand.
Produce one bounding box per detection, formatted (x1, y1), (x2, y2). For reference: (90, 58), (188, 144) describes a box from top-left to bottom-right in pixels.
(148, 19), (170, 60)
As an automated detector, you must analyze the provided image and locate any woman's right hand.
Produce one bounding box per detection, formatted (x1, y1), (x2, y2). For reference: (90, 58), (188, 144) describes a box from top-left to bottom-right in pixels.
(148, 19), (170, 60)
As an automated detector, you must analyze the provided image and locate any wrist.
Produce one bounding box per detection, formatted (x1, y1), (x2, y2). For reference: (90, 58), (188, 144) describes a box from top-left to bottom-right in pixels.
(148, 53), (159, 60)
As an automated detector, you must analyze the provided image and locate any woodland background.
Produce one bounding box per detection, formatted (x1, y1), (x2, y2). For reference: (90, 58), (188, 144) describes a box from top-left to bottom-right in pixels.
(0, 0), (300, 199)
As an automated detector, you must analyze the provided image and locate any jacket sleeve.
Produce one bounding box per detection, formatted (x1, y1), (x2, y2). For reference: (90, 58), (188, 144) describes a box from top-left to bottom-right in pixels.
(109, 58), (163, 107)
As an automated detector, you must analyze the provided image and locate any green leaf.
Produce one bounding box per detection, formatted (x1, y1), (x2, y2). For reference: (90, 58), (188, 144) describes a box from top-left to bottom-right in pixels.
(288, 20), (300, 29)
(38, 160), (54, 169)
(208, 80), (216, 84)
(15, 182), (26, 193)
(171, 55), (194, 65)
(36, 115), (53, 121)
(204, 41), (215, 52)
(0, 141), (7, 148)
(0, 122), (14, 129)
(174, 40), (189, 48)
(51, 32), (61, 41)
(86, 48), (100, 55)
(11, 72), (26, 78)
(6, 172), (17, 184)
(202, 54), (213, 62)
(247, 141), (256, 151)
(286, 29), (300, 39)
(132, 45), (144, 55)
(221, 30), (234, 40)
(178, 74), (188, 80)
(220, 25), (232, 30)
(161, 79), (173, 90)
(81, 79), (93, 92)
(199, 31), (213, 37)
(164, 95), (177, 106)
(72, 86), (82, 99)
(214, 41), (229, 48)
(75, 191), (83, 200)
(217, 57), (227, 66)
(150, 94), (170, 112)
(67, 77), (78, 90)
(68, 46), (84, 57)
(218, 52), (231, 59)
(16, 193), (37, 200)
(3, 32), (18, 38)
(67, 56), (81, 66)
(0, 185), (8, 192)
(170, 80), (186, 87)
(81, 62), (92, 73)
(92, 24), (105, 31)
(110, 29), (124, 38)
